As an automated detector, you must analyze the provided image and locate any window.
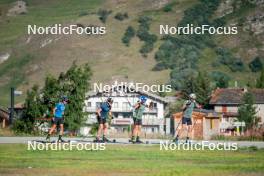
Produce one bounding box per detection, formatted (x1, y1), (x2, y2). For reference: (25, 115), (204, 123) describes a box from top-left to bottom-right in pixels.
(113, 102), (118, 108)
(152, 128), (155, 133)
(96, 102), (102, 108)
(122, 102), (130, 110)
(87, 102), (91, 107)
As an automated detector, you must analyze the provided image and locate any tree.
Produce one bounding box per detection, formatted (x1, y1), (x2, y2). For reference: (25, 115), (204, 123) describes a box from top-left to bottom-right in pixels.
(193, 71), (212, 107)
(249, 57), (263, 72)
(256, 69), (264, 88)
(114, 12), (128, 21)
(14, 62), (92, 134)
(238, 92), (258, 130)
(58, 62), (92, 132)
(97, 9), (112, 23)
(13, 85), (44, 134)
(180, 71), (212, 107)
(42, 75), (60, 104)
(210, 71), (230, 88)
(122, 26), (135, 46)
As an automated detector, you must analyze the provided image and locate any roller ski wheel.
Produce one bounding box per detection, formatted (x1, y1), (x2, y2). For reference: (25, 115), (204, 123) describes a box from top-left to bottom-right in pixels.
(172, 137), (179, 144)
(93, 138), (102, 143)
(185, 137), (191, 144)
(103, 137), (111, 143)
(57, 139), (70, 143)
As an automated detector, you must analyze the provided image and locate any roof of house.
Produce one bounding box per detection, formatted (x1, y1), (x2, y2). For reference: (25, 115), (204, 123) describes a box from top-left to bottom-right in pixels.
(173, 109), (220, 119)
(0, 107), (9, 120)
(210, 88), (264, 105)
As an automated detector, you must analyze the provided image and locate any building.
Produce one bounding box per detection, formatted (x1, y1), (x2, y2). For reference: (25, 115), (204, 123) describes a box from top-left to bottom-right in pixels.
(0, 107), (9, 128)
(82, 84), (169, 136)
(173, 109), (221, 140)
(209, 88), (264, 135)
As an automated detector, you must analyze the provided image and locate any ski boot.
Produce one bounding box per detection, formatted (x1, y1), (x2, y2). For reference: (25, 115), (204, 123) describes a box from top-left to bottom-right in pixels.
(93, 137), (101, 143)
(46, 133), (51, 142)
(135, 136), (143, 144)
(173, 135), (179, 144)
(57, 135), (66, 143)
(129, 136), (135, 143)
(185, 137), (191, 144)
(102, 135), (110, 143)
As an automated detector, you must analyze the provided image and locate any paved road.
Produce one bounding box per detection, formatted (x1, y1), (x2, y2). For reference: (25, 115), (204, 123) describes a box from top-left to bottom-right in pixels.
(0, 137), (264, 148)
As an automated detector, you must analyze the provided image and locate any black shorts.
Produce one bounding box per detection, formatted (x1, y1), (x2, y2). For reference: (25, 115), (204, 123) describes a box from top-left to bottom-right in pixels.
(52, 118), (64, 125)
(97, 117), (107, 124)
(133, 118), (142, 125)
(182, 117), (192, 125)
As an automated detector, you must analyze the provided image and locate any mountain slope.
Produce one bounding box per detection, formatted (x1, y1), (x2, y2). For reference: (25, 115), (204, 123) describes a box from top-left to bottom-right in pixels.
(0, 0), (263, 106)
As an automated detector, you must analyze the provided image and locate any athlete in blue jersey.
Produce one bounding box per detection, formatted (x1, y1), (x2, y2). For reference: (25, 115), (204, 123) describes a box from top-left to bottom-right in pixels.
(46, 96), (69, 142)
(95, 97), (113, 142)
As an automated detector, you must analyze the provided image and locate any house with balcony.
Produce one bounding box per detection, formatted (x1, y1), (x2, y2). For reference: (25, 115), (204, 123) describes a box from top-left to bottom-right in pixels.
(81, 84), (169, 136)
(209, 88), (264, 135)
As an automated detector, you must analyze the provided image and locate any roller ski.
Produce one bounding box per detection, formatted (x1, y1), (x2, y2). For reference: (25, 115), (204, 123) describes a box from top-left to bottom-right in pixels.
(129, 136), (143, 144)
(172, 135), (179, 144)
(46, 133), (51, 143)
(56, 135), (70, 143)
(93, 137), (103, 143)
(185, 137), (191, 144)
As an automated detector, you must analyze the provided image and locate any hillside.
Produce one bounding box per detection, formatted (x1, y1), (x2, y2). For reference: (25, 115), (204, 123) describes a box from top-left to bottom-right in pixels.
(0, 0), (263, 106)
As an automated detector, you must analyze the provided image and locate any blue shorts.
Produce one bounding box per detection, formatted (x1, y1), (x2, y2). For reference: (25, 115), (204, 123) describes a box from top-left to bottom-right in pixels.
(97, 116), (107, 124)
(182, 117), (192, 126)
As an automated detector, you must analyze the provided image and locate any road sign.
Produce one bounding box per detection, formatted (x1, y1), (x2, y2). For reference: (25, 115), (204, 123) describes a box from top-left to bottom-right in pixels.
(14, 90), (23, 96)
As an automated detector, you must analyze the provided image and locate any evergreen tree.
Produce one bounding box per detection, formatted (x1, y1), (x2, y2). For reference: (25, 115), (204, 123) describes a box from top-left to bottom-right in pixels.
(216, 75), (229, 88)
(193, 71), (212, 107)
(181, 71), (212, 107)
(238, 92), (258, 130)
(256, 69), (264, 88)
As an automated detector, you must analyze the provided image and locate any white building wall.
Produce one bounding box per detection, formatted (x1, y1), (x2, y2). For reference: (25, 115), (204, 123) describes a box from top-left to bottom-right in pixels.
(256, 104), (264, 124)
(83, 95), (166, 134)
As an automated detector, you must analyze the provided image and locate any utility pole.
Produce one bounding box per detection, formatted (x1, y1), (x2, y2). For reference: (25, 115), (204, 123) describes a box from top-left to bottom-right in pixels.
(10, 87), (15, 125)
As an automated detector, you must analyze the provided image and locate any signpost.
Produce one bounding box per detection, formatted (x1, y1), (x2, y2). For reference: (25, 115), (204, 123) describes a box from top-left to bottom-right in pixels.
(9, 88), (23, 125)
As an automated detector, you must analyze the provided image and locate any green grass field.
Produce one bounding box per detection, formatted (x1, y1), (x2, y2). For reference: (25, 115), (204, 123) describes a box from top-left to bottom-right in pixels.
(0, 144), (264, 176)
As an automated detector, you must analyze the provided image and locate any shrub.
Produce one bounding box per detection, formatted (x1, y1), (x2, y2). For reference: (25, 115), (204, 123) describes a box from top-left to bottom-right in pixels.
(122, 26), (135, 46)
(163, 4), (173, 12)
(210, 71), (230, 88)
(114, 12), (128, 21)
(140, 42), (154, 57)
(12, 119), (34, 134)
(136, 16), (157, 56)
(97, 9), (112, 23)
(249, 57), (263, 72)
(215, 47), (245, 72)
